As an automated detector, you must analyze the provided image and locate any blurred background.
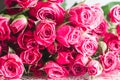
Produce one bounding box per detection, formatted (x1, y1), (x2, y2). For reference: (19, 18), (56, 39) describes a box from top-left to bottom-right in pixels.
(0, 0), (120, 10)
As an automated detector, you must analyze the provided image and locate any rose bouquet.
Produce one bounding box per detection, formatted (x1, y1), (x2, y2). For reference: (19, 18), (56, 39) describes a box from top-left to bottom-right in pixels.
(0, 0), (120, 79)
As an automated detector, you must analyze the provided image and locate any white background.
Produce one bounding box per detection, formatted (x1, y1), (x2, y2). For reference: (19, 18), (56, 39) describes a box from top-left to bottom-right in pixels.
(66, 0), (120, 9)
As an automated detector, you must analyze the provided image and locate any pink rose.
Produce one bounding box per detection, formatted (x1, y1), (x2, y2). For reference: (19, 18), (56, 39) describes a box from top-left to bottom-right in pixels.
(43, 61), (68, 79)
(18, 30), (38, 50)
(17, 0), (38, 8)
(48, 0), (64, 3)
(99, 51), (119, 72)
(56, 25), (73, 47)
(75, 34), (98, 57)
(117, 24), (120, 38)
(109, 5), (120, 23)
(55, 51), (74, 65)
(0, 16), (10, 40)
(75, 54), (90, 66)
(0, 54), (24, 79)
(70, 61), (87, 76)
(34, 20), (56, 47)
(20, 47), (42, 65)
(68, 4), (103, 30)
(10, 15), (27, 34)
(88, 60), (103, 76)
(29, 2), (65, 25)
(104, 33), (120, 51)
(91, 20), (108, 36)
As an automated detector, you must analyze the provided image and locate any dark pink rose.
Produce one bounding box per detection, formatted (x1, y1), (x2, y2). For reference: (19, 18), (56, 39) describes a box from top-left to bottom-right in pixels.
(88, 60), (103, 76)
(47, 43), (57, 55)
(68, 4), (103, 30)
(10, 15), (27, 34)
(70, 61), (87, 76)
(0, 54), (24, 79)
(43, 61), (68, 79)
(20, 47), (42, 65)
(18, 30), (38, 50)
(56, 25), (73, 47)
(109, 5), (120, 23)
(55, 51), (74, 65)
(75, 54), (90, 66)
(48, 0), (64, 3)
(4, 0), (18, 8)
(104, 33), (120, 51)
(34, 20), (56, 47)
(17, 0), (38, 8)
(91, 20), (108, 36)
(0, 16), (10, 40)
(75, 34), (98, 57)
(29, 2), (65, 25)
(99, 51), (119, 72)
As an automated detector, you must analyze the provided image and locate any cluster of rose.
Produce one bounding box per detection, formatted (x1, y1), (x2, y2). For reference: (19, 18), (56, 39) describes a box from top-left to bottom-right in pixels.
(0, 0), (120, 79)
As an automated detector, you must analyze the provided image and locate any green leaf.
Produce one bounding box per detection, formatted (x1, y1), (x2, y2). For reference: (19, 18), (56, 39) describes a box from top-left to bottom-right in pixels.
(102, 2), (120, 18)
(61, 0), (67, 9)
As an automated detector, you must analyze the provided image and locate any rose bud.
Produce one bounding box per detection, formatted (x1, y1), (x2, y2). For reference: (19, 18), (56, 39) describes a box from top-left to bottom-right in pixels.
(91, 20), (109, 36)
(88, 60), (103, 76)
(75, 34), (98, 57)
(16, 0), (38, 8)
(29, 2), (65, 25)
(68, 4), (103, 30)
(56, 25), (73, 47)
(34, 20), (56, 47)
(20, 47), (42, 65)
(47, 43), (57, 55)
(18, 30), (38, 50)
(70, 61), (87, 76)
(10, 15), (27, 34)
(0, 16), (10, 40)
(55, 51), (74, 65)
(109, 5), (120, 23)
(104, 33), (120, 51)
(99, 51), (119, 72)
(0, 54), (24, 79)
(47, 0), (64, 3)
(43, 61), (69, 79)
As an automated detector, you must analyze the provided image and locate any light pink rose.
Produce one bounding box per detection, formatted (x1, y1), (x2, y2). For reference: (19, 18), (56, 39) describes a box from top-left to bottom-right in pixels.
(17, 0), (38, 8)
(68, 4), (103, 30)
(99, 51), (119, 72)
(34, 20), (56, 47)
(0, 16), (10, 40)
(109, 5), (120, 23)
(18, 30), (38, 50)
(56, 25), (73, 47)
(91, 20), (108, 36)
(75, 34), (98, 57)
(43, 61), (68, 79)
(88, 60), (103, 76)
(29, 2), (65, 25)
(0, 54), (24, 79)
(10, 15), (27, 34)
(104, 33), (120, 51)
(20, 47), (42, 65)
